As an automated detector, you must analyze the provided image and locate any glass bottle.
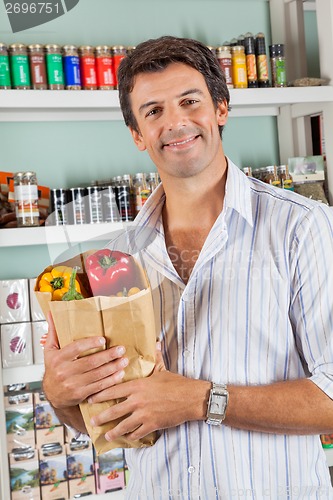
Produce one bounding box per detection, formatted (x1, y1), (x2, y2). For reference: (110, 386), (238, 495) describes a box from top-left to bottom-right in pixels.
(45, 44), (64, 90)
(0, 43), (11, 89)
(14, 171), (39, 227)
(9, 43), (31, 89)
(231, 46), (248, 89)
(28, 44), (47, 90)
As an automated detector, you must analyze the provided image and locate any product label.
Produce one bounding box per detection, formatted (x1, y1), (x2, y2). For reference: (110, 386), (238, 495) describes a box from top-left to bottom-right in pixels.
(256, 54), (269, 81)
(63, 55), (81, 86)
(0, 55), (11, 86)
(80, 56), (97, 87)
(14, 185), (39, 218)
(11, 54), (31, 87)
(113, 54), (126, 86)
(246, 54), (258, 82)
(30, 55), (47, 85)
(96, 57), (115, 87)
(218, 58), (233, 86)
(46, 54), (64, 85)
(275, 59), (287, 86)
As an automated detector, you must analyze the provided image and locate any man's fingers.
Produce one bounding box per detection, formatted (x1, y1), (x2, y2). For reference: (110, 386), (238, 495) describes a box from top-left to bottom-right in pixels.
(154, 342), (166, 372)
(44, 311), (59, 349)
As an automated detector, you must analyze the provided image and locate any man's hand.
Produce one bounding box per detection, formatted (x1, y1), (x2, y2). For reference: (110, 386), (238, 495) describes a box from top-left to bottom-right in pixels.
(43, 312), (129, 409)
(89, 348), (211, 442)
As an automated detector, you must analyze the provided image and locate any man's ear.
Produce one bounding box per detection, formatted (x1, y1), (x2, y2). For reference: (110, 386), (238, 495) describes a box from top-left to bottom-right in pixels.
(129, 127), (147, 151)
(216, 99), (229, 127)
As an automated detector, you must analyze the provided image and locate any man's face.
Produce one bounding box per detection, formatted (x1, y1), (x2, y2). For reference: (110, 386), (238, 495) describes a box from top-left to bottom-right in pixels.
(129, 62), (228, 180)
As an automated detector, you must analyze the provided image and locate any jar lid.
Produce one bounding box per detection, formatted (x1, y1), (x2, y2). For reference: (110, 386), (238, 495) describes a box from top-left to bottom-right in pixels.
(9, 43), (26, 51)
(0, 42), (8, 50)
(45, 44), (61, 50)
(63, 44), (78, 51)
(216, 46), (231, 54)
(28, 44), (44, 50)
(79, 45), (95, 52)
(269, 44), (284, 57)
(95, 45), (111, 52)
(231, 45), (245, 53)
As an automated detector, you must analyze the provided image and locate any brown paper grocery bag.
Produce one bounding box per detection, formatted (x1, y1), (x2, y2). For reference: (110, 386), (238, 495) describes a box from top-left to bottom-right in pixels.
(35, 253), (157, 454)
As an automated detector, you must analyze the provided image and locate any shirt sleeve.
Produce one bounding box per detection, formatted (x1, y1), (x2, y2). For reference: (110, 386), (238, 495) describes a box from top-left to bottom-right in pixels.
(289, 203), (333, 399)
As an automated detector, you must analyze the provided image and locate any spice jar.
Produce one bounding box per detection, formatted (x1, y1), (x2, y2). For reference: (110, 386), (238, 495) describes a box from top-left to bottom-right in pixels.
(126, 46), (136, 55)
(216, 46), (233, 88)
(0, 43), (11, 89)
(63, 45), (81, 90)
(112, 45), (126, 88)
(244, 33), (258, 88)
(27, 44), (47, 90)
(255, 33), (270, 88)
(231, 45), (248, 89)
(14, 171), (40, 227)
(45, 44), (64, 90)
(95, 45), (115, 90)
(79, 45), (97, 90)
(9, 43), (31, 89)
(269, 44), (287, 87)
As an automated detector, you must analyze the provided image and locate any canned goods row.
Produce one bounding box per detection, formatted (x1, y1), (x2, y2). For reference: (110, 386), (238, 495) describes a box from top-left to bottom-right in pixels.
(245, 165), (294, 190)
(0, 42), (135, 90)
(48, 172), (160, 226)
(210, 32), (286, 89)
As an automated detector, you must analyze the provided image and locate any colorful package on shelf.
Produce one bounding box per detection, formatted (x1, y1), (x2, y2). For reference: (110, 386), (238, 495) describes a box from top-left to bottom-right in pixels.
(66, 444), (95, 498)
(9, 448), (41, 500)
(32, 320), (48, 364)
(39, 452), (68, 500)
(0, 171), (14, 195)
(1, 322), (33, 368)
(34, 248), (157, 454)
(29, 278), (46, 321)
(0, 279), (30, 323)
(320, 434), (333, 448)
(94, 447), (126, 494)
(5, 403), (35, 451)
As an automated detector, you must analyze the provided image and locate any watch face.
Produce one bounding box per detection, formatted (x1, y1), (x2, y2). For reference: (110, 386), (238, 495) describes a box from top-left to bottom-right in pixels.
(211, 394), (226, 415)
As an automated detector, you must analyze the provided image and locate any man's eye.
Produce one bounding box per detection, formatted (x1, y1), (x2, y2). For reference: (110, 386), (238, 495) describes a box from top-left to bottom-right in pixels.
(183, 99), (198, 105)
(146, 108), (160, 117)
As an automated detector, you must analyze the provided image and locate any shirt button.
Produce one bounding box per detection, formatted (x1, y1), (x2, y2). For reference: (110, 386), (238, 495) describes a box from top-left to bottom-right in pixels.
(184, 349), (191, 358)
(188, 466), (195, 474)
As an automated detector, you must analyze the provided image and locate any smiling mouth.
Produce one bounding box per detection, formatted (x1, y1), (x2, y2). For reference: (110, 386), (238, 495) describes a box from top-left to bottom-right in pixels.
(163, 135), (200, 148)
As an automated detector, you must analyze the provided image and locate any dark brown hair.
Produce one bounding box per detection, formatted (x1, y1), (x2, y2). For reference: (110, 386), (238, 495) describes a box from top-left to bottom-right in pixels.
(117, 35), (230, 137)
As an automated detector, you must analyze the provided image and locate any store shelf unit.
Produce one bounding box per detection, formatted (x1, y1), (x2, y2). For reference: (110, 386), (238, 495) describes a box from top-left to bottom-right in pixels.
(1, 0), (333, 497)
(0, 86), (333, 120)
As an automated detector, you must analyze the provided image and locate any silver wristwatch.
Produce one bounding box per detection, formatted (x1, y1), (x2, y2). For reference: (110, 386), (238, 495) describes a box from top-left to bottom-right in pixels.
(206, 382), (229, 426)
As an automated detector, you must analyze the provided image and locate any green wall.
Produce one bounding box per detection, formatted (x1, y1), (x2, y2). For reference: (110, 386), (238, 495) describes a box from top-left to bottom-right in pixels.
(0, 0), (312, 278)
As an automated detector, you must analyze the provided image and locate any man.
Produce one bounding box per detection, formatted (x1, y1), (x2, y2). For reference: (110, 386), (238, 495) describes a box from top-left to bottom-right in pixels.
(43, 36), (333, 498)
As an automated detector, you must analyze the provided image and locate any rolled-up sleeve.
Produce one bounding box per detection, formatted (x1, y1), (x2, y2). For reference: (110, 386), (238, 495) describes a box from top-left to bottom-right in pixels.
(289, 204), (333, 399)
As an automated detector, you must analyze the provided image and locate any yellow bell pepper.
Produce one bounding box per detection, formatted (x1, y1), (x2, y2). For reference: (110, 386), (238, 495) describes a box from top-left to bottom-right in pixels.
(38, 265), (81, 301)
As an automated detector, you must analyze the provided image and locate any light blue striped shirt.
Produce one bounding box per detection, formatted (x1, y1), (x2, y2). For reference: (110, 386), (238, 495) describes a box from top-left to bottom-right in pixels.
(116, 158), (333, 499)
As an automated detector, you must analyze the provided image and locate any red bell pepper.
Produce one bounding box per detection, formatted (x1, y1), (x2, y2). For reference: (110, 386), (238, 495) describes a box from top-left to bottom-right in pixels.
(85, 249), (143, 297)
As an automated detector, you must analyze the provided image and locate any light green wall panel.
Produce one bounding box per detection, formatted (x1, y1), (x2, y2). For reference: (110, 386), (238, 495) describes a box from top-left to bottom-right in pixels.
(0, 0), (282, 278)
(304, 10), (320, 78)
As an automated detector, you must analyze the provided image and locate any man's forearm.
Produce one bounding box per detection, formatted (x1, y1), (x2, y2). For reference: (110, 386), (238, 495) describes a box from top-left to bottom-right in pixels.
(223, 378), (333, 434)
(50, 403), (87, 435)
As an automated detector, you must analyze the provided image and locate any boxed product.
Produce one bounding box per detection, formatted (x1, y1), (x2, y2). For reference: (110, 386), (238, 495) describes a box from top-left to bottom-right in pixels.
(4, 392), (33, 407)
(9, 447), (40, 500)
(39, 452), (68, 500)
(288, 155), (325, 182)
(0, 279), (30, 323)
(66, 444), (95, 498)
(32, 321), (48, 364)
(35, 247), (157, 454)
(29, 279), (46, 321)
(5, 403), (35, 451)
(94, 447), (126, 494)
(1, 322), (33, 368)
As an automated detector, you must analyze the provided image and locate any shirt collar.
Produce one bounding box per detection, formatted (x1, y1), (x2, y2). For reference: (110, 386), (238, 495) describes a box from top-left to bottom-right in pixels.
(223, 157), (254, 227)
(133, 156), (254, 235)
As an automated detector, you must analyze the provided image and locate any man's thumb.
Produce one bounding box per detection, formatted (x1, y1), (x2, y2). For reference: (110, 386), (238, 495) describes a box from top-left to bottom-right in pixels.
(44, 311), (60, 350)
(154, 341), (166, 372)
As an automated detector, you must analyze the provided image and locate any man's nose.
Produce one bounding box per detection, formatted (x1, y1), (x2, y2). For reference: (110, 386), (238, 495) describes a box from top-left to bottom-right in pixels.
(164, 106), (186, 130)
